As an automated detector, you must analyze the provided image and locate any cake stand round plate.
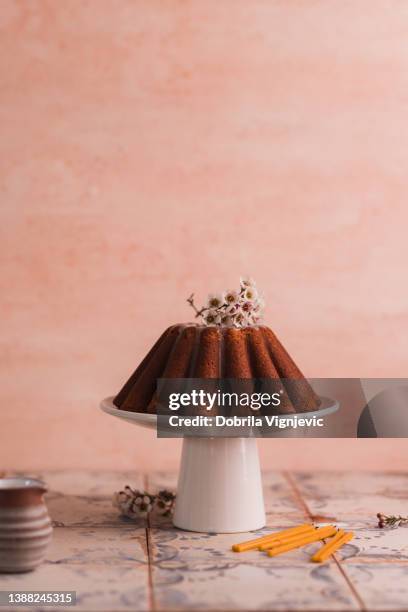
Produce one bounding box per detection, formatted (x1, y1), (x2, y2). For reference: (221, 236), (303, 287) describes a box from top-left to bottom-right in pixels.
(100, 397), (156, 429)
(100, 396), (339, 533)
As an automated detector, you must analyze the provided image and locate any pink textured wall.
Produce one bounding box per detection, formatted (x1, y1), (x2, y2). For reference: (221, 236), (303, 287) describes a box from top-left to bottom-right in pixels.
(1, 0), (407, 472)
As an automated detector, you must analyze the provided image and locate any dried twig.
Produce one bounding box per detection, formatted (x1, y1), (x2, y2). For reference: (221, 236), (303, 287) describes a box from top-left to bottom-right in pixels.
(377, 512), (408, 528)
(187, 293), (207, 318)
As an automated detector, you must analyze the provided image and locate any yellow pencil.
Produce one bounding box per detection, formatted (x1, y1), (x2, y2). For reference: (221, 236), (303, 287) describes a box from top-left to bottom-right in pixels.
(267, 526), (337, 557)
(310, 529), (345, 561)
(259, 526), (316, 551)
(311, 532), (354, 563)
(232, 523), (314, 552)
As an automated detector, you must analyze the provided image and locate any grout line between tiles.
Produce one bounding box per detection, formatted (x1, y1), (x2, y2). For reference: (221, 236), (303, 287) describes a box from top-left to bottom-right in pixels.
(144, 473), (157, 612)
(283, 471), (367, 612)
(282, 471), (311, 518)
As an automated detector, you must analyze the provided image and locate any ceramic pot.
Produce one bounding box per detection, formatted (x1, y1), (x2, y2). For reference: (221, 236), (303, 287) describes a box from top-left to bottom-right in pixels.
(0, 477), (52, 572)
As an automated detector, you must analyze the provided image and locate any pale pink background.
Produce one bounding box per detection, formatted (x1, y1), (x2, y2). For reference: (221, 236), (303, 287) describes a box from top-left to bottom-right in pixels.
(1, 1), (407, 472)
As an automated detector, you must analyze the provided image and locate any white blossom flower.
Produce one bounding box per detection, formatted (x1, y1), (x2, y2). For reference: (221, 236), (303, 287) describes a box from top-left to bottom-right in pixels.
(240, 276), (257, 289)
(243, 287), (258, 302)
(233, 312), (244, 327)
(220, 314), (234, 326)
(226, 302), (239, 315)
(241, 301), (253, 313)
(133, 494), (154, 518)
(249, 313), (262, 325)
(155, 490), (176, 517)
(203, 310), (221, 326)
(207, 293), (225, 309)
(225, 290), (239, 306)
(234, 311), (250, 327)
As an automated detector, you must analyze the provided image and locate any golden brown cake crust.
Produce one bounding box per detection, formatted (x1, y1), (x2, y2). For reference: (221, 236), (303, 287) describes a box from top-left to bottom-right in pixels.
(113, 323), (321, 415)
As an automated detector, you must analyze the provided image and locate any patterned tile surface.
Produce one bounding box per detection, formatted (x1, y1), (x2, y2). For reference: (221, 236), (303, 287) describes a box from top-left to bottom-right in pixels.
(1, 471), (408, 610)
(0, 564), (148, 612)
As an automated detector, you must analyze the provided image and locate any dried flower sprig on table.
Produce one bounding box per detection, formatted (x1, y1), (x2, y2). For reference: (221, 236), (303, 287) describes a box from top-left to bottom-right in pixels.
(187, 277), (265, 328)
(113, 486), (176, 519)
(377, 512), (408, 528)
(155, 490), (176, 517)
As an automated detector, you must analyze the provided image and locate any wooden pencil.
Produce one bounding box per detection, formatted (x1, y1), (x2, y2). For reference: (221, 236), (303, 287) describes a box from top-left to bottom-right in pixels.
(232, 523), (314, 552)
(267, 526), (338, 557)
(259, 527), (316, 551)
(311, 531), (354, 563)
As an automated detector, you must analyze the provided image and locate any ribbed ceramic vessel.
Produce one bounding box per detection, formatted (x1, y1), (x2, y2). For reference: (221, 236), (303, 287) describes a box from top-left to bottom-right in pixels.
(0, 478), (53, 573)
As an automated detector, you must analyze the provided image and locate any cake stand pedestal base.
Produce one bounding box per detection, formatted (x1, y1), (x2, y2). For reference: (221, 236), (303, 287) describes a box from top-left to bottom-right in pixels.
(101, 396), (338, 534)
(173, 437), (265, 533)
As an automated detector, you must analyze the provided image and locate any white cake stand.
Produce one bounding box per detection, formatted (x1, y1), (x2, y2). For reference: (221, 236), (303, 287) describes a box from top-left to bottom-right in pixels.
(100, 396), (338, 533)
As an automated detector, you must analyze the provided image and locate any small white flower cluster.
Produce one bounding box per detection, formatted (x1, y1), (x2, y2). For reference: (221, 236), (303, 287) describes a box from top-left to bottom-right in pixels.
(113, 486), (176, 519)
(188, 277), (265, 328)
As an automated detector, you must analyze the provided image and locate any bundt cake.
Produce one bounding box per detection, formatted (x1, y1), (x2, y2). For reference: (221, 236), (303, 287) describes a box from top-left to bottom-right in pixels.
(113, 324), (321, 415)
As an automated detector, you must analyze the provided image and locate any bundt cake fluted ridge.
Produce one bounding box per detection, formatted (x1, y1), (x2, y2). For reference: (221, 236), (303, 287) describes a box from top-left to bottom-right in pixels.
(113, 324), (321, 415)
